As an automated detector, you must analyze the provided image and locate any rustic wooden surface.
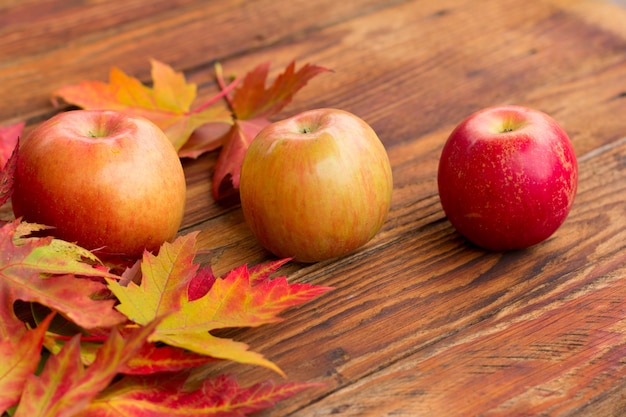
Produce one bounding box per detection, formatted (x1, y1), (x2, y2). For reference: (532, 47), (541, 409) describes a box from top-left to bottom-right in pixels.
(3, 0), (626, 415)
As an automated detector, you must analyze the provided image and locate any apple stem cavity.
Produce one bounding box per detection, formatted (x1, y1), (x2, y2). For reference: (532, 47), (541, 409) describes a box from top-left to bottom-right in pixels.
(498, 118), (526, 134)
(86, 125), (110, 138)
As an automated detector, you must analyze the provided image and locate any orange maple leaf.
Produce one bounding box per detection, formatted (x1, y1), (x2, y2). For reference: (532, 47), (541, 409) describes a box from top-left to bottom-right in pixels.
(52, 59), (235, 151)
(211, 61), (331, 201)
(0, 219), (129, 413)
(106, 232), (333, 375)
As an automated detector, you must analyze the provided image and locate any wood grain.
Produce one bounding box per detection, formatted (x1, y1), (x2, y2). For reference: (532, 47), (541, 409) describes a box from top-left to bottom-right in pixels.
(2, 0), (626, 415)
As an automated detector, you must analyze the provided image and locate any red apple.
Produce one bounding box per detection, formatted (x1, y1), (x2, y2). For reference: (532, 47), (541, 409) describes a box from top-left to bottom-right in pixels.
(239, 108), (393, 263)
(437, 105), (578, 251)
(11, 110), (186, 257)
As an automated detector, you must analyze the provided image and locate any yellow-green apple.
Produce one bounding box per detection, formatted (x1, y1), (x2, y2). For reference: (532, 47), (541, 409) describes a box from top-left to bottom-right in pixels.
(437, 105), (578, 250)
(11, 110), (186, 257)
(239, 108), (393, 263)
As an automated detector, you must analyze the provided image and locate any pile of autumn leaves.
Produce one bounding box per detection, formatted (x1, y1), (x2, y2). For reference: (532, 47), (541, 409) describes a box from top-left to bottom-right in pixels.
(0, 60), (332, 416)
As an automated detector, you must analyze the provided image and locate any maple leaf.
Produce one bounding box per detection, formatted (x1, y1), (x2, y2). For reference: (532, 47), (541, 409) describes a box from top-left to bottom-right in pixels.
(52, 59), (236, 151)
(176, 118), (232, 159)
(79, 372), (323, 417)
(248, 257), (292, 284)
(186, 261), (218, 301)
(211, 60), (331, 201)
(119, 342), (217, 375)
(0, 141), (18, 207)
(107, 232), (333, 375)
(13, 319), (160, 417)
(0, 220), (126, 330)
(211, 118), (272, 202)
(0, 121), (24, 169)
(0, 309), (53, 414)
(40, 321), (216, 376)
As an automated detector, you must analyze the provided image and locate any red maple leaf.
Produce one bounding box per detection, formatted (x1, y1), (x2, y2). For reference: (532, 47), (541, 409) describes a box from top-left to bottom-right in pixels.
(0, 311), (54, 413)
(0, 217), (130, 414)
(0, 122), (24, 208)
(1, 223), (330, 415)
(80, 372), (324, 416)
(107, 232), (333, 375)
(118, 342), (217, 375)
(0, 121), (24, 169)
(210, 61), (331, 201)
(13, 320), (160, 417)
(0, 141), (18, 208)
(0, 221), (126, 330)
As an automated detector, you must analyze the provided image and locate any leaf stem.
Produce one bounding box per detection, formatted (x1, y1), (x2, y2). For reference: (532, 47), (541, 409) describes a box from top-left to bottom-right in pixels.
(192, 72), (240, 115)
(214, 62), (237, 113)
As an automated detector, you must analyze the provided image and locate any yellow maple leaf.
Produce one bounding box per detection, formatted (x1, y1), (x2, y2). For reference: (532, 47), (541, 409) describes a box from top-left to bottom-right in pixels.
(52, 59), (233, 151)
(106, 232), (332, 375)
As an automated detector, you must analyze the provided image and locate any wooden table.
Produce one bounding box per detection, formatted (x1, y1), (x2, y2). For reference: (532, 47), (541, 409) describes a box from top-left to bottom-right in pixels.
(3, 0), (626, 415)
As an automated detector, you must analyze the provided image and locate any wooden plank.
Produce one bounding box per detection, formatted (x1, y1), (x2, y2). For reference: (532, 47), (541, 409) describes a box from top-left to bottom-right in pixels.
(2, 0), (626, 415)
(174, 0), (626, 231)
(0, 0), (399, 123)
(177, 0), (626, 415)
(303, 264), (626, 416)
(191, 136), (626, 416)
(301, 139), (626, 416)
(178, 0), (626, 262)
